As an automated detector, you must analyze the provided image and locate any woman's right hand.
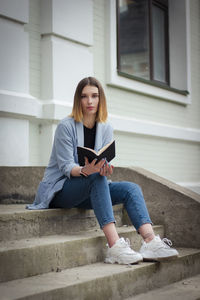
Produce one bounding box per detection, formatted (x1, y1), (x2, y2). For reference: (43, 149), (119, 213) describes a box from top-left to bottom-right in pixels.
(81, 157), (106, 176)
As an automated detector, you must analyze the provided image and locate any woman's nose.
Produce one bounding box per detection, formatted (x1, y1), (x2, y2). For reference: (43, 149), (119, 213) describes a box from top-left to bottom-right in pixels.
(87, 96), (92, 103)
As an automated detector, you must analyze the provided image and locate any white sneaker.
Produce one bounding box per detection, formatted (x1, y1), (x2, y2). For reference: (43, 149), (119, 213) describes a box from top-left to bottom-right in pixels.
(105, 237), (143, 265)
(139, 235), (179, 262)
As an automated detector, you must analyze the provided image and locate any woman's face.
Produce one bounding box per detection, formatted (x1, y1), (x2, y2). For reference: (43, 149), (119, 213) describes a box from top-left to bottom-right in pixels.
(81, 85), (99, 118)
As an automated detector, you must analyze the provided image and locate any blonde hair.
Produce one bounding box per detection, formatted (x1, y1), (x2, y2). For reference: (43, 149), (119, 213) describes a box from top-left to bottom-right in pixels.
(70, 77), (108, 123)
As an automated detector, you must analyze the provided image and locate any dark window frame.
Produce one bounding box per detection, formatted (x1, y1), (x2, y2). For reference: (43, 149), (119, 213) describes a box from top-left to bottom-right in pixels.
(117, 0), (170, 87)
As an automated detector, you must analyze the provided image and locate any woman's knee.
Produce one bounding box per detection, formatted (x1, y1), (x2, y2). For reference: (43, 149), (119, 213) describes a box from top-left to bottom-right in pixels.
(123, 181), (142, 193)
(123, 182), (144, 200)
(89, 172), (107, 184)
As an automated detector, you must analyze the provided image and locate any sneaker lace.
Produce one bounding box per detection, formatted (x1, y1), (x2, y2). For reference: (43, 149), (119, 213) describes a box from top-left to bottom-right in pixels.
(106, 238), (131, 249)
(124, 238), (138, 252)
(120, 238), (136, 254)
(162, 237), (173, 248)
(124, 238), (131, 247)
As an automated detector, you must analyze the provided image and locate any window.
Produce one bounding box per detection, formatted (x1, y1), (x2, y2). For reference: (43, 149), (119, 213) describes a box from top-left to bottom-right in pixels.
(106, 0), (190, 104)
(117, 0), (169, 86)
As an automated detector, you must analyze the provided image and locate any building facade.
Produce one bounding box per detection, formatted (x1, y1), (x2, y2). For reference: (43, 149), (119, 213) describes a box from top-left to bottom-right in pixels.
(0, 0), (200, 192)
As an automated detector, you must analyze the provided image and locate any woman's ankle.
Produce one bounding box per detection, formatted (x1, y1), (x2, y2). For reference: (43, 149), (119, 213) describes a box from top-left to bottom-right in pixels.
(109, 238), (119, 248)
(143, 232), (155, 243)
(103, 222), (119, 248)
(138, 223), (155, 243)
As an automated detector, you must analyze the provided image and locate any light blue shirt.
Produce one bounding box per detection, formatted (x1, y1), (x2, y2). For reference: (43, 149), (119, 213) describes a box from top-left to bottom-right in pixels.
(26, 117), (113, 210)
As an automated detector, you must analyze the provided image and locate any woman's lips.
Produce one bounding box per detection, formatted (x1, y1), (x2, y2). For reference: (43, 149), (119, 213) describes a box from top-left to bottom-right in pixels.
(87, 106), (94, 110)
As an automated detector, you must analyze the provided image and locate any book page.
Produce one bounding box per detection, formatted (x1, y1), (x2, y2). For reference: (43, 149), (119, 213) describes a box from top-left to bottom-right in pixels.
(97, 140), (114, 155)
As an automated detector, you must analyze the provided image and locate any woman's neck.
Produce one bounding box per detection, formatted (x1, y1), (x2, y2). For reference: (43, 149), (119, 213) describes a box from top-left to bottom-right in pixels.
(83, 115), (96, 129)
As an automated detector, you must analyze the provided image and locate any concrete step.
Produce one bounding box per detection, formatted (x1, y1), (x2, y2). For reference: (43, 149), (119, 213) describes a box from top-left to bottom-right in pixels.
(125, 274), (200, 300)
(0, 248), (200, 300)
(0, 225), (164, 283)
(0, 204), (123, 241)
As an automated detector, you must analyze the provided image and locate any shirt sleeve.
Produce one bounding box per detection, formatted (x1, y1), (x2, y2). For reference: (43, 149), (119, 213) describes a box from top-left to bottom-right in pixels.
(54, 122), (79, 178)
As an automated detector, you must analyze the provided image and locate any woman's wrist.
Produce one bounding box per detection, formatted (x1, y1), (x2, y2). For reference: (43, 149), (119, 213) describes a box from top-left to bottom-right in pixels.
(80, 166), (88, 177)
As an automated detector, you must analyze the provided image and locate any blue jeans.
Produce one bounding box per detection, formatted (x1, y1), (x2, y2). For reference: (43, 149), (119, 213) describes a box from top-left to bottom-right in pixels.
(49, 173), (152, 230)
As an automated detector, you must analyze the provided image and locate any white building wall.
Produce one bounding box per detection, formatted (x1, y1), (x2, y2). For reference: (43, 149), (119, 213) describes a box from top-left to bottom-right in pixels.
(104, 0), (200, 129)
(0, 0), (199, 192)
(0, 0), (28, 23)
(51, 36), (93, 102)
(113, 131), (200, 183)
(26, 0), (41, 99)
(40, 0), (94, 102)
(39, 0), (94, 165)
(0, 0), (94, 166)
(0, 18), (29, 93)
(29, 122), (40, 166)
(0, 0), (31, 166)
(0, 117), (29, 166)
(93, 0), (200, 190)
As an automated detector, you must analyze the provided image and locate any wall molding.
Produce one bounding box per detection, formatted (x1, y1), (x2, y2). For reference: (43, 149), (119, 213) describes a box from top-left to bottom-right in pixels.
(42, 100), (72, 120)
(0, 92), (200, 143)
(109, 113), (200, 143)
(42, 33), (92, 48)
(0, 14), (26, 25)
(0, 90), (42, 118)
(0, 0), (29, 24)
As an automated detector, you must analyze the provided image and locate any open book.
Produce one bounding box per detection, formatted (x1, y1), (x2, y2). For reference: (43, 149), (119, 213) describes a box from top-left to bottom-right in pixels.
(77, 140), (115, 166)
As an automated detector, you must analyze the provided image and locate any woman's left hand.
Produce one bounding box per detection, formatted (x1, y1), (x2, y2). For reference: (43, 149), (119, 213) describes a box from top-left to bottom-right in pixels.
(100, 161), (114, 176)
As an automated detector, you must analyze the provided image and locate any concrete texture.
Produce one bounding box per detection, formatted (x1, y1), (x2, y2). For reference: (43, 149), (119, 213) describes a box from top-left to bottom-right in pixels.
(126, 274), (200, 300)
(110, 167), (200, 249)
(0, 167), (45, 204)
(0, 225), (164, 282)
(1, 166), (200, 248)
(0, 248), (200, 300)
(0, 166), (200, 299)
(0, 204), (123, 241)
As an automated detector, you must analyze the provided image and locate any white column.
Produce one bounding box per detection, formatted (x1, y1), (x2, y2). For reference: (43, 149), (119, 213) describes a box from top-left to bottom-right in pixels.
(41, 0), (94, 106)
(38, 0), (94, 166)
(0, 0), (29, 94)
(0, 0), (32, 166)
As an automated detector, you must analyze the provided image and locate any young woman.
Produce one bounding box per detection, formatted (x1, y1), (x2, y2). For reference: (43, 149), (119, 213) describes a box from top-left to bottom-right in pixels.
(27, 77), (178, 264)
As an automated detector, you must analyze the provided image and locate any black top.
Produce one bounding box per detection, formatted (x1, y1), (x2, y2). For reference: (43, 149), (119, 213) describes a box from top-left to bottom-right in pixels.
(84, 123), (96, 149)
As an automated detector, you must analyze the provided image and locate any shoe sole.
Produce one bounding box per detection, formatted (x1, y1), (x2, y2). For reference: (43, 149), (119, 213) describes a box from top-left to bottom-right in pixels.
(143, 254), (178, 262)
(105, 258), (143, 265)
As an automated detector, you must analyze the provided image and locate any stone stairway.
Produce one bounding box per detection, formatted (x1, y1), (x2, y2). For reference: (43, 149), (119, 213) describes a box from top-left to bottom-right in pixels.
(0, 204), (200, 300)
(0, 166), (200, 299)
(126, 274), (200, 300)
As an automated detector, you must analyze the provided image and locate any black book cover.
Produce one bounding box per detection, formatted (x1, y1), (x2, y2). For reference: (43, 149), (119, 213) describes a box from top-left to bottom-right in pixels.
(77, 140), (115, 166)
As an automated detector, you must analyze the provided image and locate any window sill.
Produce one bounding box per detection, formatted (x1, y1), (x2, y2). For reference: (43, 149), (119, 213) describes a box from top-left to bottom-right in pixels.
(117, 71), (189, 97)
(106, 69), (191, 105)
